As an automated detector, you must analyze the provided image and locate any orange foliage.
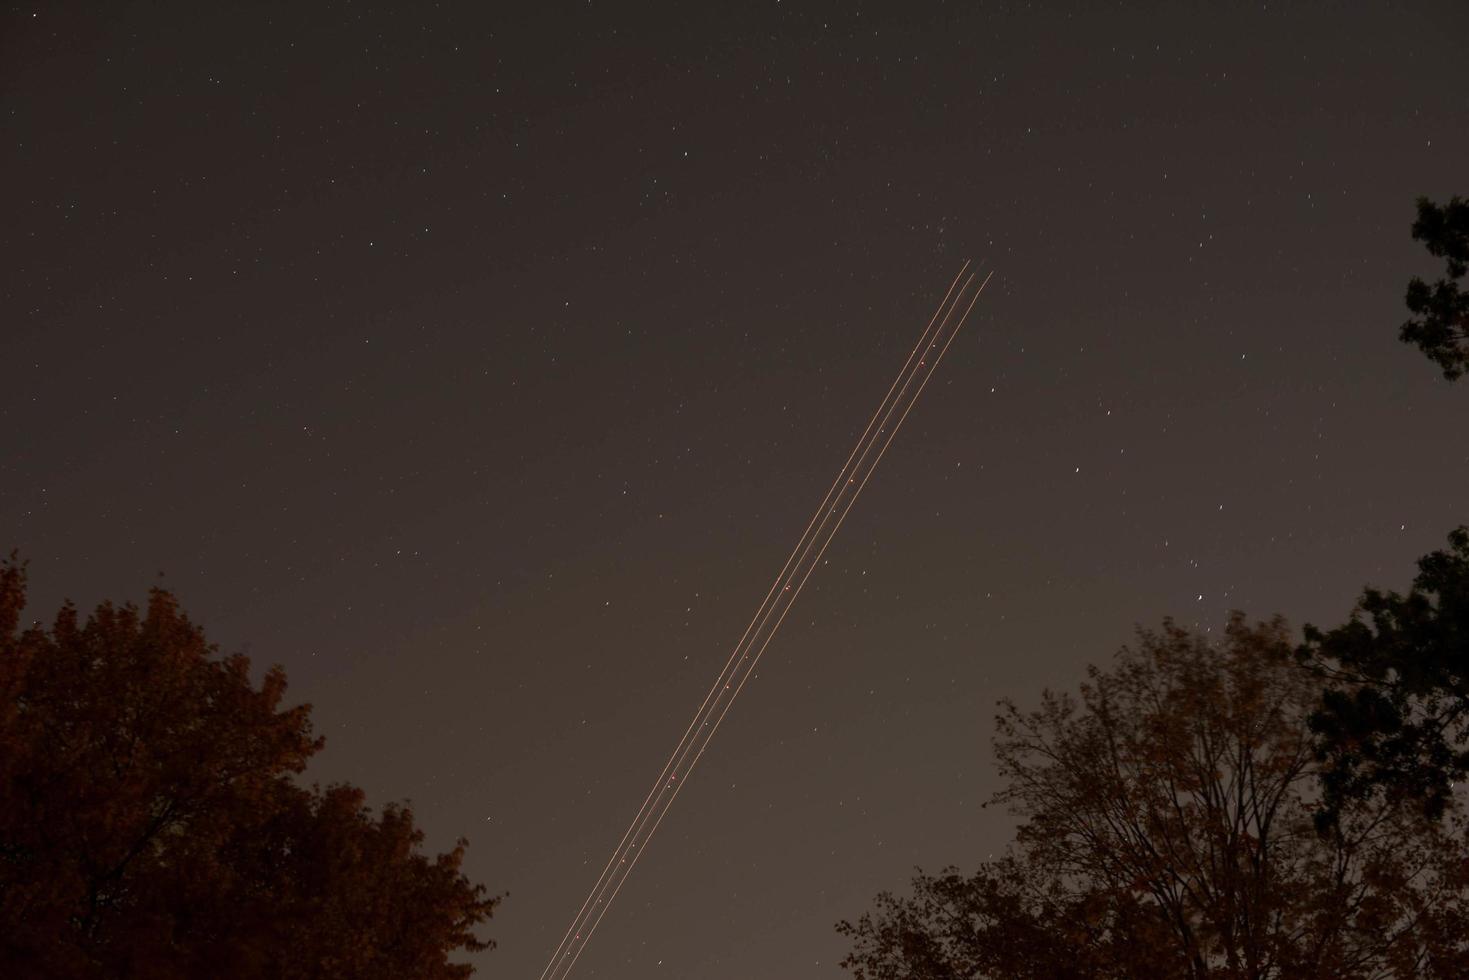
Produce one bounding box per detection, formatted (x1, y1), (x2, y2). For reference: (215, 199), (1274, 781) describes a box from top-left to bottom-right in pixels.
(0, 557), (499, 978)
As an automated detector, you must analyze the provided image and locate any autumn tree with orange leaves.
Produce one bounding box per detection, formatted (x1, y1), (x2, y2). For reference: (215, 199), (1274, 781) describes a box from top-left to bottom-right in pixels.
(839, 617), (1469, 979)
(0, 557), (499, 979)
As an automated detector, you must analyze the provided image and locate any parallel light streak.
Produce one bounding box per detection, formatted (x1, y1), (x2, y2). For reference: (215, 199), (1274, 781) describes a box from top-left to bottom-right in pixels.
(537, 262), (972, 980)
(540, 264), (992, 980)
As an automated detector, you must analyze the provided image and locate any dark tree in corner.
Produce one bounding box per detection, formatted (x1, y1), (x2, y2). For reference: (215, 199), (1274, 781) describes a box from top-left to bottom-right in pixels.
(839, 618), (1469, 979)
(1300, 526), (1469, 826)
(0, 557), (500, 979)
(1401, 195), (1469, 379)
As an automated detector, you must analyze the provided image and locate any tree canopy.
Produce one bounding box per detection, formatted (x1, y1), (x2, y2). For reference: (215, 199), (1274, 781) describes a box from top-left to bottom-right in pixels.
(1400, 195), (1469, 379)
(1299, 525), (1469, 825)
(0, 557), (500, 979)
(839, 617), (1469, 979)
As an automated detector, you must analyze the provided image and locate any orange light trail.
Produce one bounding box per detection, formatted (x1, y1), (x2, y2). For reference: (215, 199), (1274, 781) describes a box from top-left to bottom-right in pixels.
(539, 264), (992, 980)
(537, 262), (973, 980)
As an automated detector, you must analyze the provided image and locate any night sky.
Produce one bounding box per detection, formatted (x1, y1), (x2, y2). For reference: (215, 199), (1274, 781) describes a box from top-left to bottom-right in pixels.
(4, 2), (1468, 976)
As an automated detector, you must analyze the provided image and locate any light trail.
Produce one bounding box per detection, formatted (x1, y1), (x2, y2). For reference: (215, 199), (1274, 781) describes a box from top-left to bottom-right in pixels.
(535, 262), (974, 980)
(539, 264), (992, 980)
(562, 268), (993, 967)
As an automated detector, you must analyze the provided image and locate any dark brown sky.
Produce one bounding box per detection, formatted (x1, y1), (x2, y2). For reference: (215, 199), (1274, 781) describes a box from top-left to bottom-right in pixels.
(4, 2), (1467, 976)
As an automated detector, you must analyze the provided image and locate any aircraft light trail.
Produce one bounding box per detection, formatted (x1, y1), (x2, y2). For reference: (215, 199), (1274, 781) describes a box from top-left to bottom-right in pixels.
(540, 264), (992, 980)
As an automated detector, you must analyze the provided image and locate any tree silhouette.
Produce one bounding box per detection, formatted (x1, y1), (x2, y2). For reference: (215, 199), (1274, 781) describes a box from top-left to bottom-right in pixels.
(1400, 196), (1469, 379)
(0, 557), (500, 979)
(839, 617), (1469, 979)
(1299, 526), (1469, 826)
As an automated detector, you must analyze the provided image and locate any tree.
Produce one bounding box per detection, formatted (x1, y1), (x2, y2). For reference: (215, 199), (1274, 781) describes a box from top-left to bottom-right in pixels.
(1400, 195), (1469, 380)
(839, 617), (1469, 979)
(1299, 526), (1469, 825)
(0, 557), (500, 979)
